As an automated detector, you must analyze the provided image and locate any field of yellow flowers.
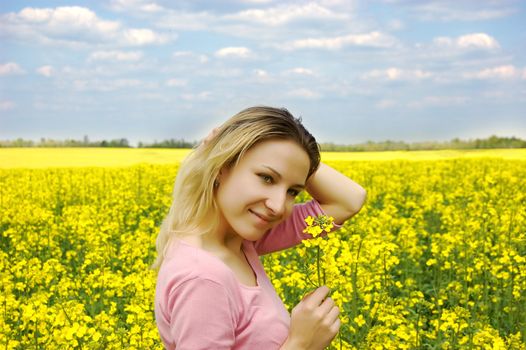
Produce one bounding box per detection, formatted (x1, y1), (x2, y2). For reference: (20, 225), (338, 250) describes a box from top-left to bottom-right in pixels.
(1, 149), (525, 349)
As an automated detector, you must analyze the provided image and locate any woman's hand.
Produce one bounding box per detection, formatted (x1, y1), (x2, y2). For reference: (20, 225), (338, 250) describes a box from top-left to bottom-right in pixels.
(281, 286), (340, 350)
(199, 127), (219, 147)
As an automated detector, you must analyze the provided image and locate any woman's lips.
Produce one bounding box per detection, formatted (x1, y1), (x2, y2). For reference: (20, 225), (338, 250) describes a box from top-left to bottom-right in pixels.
(249, 209), (272, 224)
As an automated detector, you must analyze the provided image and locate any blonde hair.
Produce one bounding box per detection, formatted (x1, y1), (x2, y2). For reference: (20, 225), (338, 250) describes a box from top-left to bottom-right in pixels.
(152, 106), (320, 269)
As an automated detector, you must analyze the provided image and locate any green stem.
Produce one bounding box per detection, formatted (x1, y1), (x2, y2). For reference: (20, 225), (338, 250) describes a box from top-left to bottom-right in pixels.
(317, 246), (321, 287)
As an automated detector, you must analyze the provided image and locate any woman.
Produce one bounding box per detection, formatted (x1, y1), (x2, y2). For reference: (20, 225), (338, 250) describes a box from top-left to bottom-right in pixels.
(154, 106), (366, 349)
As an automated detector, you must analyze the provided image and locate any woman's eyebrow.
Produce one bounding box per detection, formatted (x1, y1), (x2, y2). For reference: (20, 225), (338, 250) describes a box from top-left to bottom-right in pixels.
(262, 165), (305, 189)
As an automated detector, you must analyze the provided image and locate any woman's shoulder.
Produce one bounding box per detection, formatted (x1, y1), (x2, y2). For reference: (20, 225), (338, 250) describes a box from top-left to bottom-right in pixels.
(158, 239), (239, 291)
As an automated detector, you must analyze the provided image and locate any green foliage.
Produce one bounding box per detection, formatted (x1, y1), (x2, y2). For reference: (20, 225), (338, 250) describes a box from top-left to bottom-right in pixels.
(1, 135), (525, 150)
(0, 136), (130, 148)
(320, 135), (526, 152)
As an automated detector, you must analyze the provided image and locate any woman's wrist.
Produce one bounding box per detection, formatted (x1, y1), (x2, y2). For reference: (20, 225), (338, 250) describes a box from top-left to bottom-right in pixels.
(280, 336), (307, 350)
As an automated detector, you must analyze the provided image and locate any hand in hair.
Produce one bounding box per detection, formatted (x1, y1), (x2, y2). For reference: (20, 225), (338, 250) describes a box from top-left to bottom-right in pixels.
(200, 127), (220, 147)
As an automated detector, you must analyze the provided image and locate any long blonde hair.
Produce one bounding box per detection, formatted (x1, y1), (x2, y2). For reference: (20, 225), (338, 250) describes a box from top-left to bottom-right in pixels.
(152, 106), (320, 269)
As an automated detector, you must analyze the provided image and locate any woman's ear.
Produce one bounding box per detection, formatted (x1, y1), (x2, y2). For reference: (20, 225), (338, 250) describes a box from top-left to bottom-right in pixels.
(214, 170), (224, 188)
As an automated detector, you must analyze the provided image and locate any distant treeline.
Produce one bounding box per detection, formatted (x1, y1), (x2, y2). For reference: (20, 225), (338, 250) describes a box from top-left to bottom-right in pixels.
(319, 135), (526, 151)
(0, 137), (196, 149)
(1, 135), (525, 151)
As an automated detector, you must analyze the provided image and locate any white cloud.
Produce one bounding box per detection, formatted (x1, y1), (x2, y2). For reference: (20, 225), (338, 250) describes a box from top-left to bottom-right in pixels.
(166, 78), (187, 87)
(73, 78), (143, 91)
(156, 10), (215, 31)
(285, 67), (315, 76)
(0, 100), (15, 110)
(254, 69), (269, 78)
(0, 62), (25, 76)
(387, 19), (405, 31)
(408, 95), (469, 108)
(123, 28), (168, 45)
(225, 3), (347, 26)
(253, 69), (272, 83)
(1, 6), (171, 47)
(238, 0), (275, 4)
(375, 99), (398, 109)
(109, 0), (163, 13)
(181, 91), (211, 101)
(215, 47), (252, 58)
(173, 51), (209, 64)
(362, 67), (433, 81)
(433, 33), (499, 50)
(17, 6), (119, 34)
(464, 65), (520, 80)
(282, 31), (397, 50)
(287, 88), (321, 99)
(36, 65), (54, 77)
(411, 2), (516, 22)
(457, 33), (499, 50)
(88, 50), (143, 62)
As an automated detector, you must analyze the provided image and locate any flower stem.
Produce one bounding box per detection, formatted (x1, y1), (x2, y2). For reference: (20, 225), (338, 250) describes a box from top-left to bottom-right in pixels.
(317, 246), (321, 287)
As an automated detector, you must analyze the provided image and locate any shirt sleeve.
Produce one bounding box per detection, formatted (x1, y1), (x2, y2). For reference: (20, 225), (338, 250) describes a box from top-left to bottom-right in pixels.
(253, 199), (342, 256)
(167, 277), (236, 350)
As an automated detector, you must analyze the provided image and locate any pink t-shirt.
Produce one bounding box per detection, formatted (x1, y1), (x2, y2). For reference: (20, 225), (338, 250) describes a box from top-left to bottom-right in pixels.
(155, 199), (341, 350)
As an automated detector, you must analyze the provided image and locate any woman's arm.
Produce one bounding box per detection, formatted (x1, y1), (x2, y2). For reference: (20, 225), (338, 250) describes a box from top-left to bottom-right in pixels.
(306, 162), (367, 225)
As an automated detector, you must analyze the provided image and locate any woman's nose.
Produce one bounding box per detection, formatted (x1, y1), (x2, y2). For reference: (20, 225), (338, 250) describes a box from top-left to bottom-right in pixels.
(265, 189), (287, 216)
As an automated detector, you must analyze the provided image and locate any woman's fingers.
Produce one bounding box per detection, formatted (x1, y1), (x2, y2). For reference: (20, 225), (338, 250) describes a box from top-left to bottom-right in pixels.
(303, 285), (330, 307)
(204, 127), (219, 144)
(326, 306), (340, 325)
(318, 295), (335, 313)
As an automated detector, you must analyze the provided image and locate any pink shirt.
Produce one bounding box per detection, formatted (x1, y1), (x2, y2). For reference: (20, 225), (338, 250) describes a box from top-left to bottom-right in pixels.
(155, 199), (340, 350)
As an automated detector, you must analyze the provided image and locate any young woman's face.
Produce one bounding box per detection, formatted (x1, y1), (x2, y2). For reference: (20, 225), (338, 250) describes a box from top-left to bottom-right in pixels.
(216, 138), (311, 242)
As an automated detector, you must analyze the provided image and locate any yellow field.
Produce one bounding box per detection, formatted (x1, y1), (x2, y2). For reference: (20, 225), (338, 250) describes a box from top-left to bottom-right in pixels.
(1, 148), (525, 349)
(0, 147), (525, 168)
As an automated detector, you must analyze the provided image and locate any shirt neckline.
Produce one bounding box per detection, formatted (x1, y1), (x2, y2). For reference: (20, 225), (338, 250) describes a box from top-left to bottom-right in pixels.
(175, 238), (261, 290)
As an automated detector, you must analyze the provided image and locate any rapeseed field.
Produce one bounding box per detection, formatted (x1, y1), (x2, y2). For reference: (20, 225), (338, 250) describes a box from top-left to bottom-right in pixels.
(1, 149), (525, 349)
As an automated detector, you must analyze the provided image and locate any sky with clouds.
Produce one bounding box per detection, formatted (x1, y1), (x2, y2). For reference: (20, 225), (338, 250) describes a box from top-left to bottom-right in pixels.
(1, 0), (525, 146)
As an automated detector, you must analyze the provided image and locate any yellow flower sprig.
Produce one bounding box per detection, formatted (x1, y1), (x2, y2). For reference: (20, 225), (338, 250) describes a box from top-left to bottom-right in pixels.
(302, 214), (335, 288)
(303, 214), (335, 238)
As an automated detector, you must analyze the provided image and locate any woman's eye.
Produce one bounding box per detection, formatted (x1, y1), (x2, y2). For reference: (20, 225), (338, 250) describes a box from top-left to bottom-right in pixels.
(259, 174), (273, 183)
(288, 189), (300, 197)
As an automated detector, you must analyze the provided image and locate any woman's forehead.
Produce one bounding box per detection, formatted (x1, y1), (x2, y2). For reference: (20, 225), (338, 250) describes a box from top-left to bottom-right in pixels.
(241, 139), (310, 177)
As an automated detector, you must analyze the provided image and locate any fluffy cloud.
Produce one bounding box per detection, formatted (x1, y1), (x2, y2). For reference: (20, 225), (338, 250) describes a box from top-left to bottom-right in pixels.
(254, 69), (269, 78)
(408, 95), (469, 108)
(0, 62), (25, 76)
(0, 100), (15, 110)
(362, 68), (433, 81)
(165, 78), (187, 87)
(282, 31), (398, 50)
(463, 65), (522, 80)
(154, 2), (353, 42)
(375, 99), (398, 109)
(238, 0), (276, 4)
(36, 65), (54, 77)
(155, 10), (215, 31)
(73, 78), (144, 91)
(285, 67), (315, 76)
(122, 28), (168, 45)
(173, 51), (209, 64)
(181, 91), (211, 101)
(433, 33), (499, 50)
(224, 3), (347, 26)
(409, 1), (516, 21)
(215, 47), (252, 58)
(287, 88), (321, 99)
(88, 50), (143, 62)
(1, 6), (171, 47)
(109, 0), (163, 13)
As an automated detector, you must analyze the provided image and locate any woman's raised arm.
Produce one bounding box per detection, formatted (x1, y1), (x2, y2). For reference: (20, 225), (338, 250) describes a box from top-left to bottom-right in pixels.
(306, 162), (367, 225)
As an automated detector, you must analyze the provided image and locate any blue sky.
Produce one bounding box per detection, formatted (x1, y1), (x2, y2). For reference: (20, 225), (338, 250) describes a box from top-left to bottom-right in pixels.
(1, 0), (525, 146)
